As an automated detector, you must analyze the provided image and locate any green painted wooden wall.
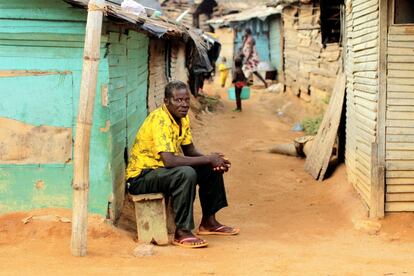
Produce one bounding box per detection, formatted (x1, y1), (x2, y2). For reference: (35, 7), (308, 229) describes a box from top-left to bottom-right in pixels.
(106, 26), (149, 220)
(0, 0), (149, 216)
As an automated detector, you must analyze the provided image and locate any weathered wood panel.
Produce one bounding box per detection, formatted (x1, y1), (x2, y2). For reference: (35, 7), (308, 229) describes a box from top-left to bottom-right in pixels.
(344, 0), (380, 209)
(386, 26), (414, 212)
(304, 73), (346, 180)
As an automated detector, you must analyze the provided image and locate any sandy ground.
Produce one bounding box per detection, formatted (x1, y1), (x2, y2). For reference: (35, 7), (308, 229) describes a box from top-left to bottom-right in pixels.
(1, 84), (414, 275)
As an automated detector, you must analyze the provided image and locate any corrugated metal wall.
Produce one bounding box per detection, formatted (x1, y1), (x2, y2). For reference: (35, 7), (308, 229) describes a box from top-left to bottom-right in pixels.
(385, 25), (414, 211)
(344, 0), (380, 207)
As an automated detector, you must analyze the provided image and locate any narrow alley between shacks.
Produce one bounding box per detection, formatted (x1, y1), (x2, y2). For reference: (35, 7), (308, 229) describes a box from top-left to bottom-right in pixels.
(2, 84), (414, 275)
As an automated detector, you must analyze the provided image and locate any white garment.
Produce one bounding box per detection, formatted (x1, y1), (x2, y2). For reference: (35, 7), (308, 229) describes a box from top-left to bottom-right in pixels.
(121, 0), (147, 16)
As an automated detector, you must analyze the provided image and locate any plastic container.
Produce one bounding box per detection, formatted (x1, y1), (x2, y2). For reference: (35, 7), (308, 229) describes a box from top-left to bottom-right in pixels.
(227, 87), (250, 101)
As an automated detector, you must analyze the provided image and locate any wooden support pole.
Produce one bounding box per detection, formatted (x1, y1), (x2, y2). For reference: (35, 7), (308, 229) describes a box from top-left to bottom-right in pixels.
(71, 0), (105, 257)
(370, 143), (385, 219)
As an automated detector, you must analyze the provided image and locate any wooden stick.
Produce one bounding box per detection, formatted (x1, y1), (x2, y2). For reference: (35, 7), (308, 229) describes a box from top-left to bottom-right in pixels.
(71, 0), (105, 257)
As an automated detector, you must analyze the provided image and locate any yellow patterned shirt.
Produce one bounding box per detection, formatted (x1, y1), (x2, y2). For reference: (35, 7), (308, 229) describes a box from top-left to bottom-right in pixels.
(126, 104), (192, 180)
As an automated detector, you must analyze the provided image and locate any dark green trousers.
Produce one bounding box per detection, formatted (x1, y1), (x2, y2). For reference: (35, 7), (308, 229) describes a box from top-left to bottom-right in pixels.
(127, 165), (228, 230)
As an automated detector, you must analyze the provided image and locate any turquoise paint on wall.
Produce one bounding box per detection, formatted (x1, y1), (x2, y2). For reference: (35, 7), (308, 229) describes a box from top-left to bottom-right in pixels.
(269, 16), (282, 73)
(234, 19), (271, 63)
(0, 74), (74, 127)
(0, 0), (113, 215)
(0, 165), (74, 213)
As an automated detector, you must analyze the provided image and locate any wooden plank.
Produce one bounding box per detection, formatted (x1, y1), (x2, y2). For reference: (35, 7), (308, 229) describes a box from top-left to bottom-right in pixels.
(388, 34), (414, 42)
(356, 103), (378, 121)
(389, 26), (414, 35)
(388, 78), (414, 85)
(388, 70), (414, 78)
(387, 178), (414, 184)
(355, 180), (371, 206)
(353, 18), (379, 32)
(387, 185), (414, 193)
(355, 71), (378, 79)
(352, 0), (377, 12)
(388, 41), (414, 48)
(370, 143), (385, 218)
(352, 26), (378, 40)
(387, 127), (414, 135)
(354, 83), (378, 93)
(386, 151), (414, 160)
(388, 63), (414, 71)
(388, 99), (414, 105)
(352, 32), (378, 46)
(353, 11), (378, 27)
(387, 85), (414, 93)
(387, 92), (414, 99)
(353, 61), (378, 72)
(388, 56), (414, 63)
(305, 73), (346, 180)
(387, 134), (414, 143)
(388, 47), (414, 56)
(387, 161), (414, 170)
(386, 202), (414, 211)
(354, 46), (378, 58)
(387, 120), (414, 127)
(354, 54), (378, 65)
(387, 106), (414, 112)
(386, 111), (414, 120)
(386, 193), (414, 202)
(355, 76), (377, 86)
(387, 171), (414, 178)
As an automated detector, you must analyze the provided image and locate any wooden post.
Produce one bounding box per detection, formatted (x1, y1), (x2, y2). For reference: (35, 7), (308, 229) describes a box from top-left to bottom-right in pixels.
(71, 0), (105, 257)
(370, 143), (385, 219)
(373, 0), (388, 219)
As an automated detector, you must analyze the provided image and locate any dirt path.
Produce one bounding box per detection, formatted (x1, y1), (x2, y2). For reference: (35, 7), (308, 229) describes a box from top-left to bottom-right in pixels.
(1, 84), (414, 275)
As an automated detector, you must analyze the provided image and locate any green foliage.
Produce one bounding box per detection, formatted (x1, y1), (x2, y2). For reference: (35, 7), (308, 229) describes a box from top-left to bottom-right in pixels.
(301, 116), (323, 135)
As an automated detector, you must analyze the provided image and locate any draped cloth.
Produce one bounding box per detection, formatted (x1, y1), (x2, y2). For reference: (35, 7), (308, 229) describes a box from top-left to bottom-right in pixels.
(241, 35), (260, 78)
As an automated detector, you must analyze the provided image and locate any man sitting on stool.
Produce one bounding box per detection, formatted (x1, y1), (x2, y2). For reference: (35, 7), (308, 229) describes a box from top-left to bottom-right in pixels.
(126, 80), (239, 248)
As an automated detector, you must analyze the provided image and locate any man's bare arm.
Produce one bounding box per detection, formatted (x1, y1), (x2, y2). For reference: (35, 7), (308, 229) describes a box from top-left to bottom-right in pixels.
(182, 143), (203, 157)
(160, 151), (228, 169)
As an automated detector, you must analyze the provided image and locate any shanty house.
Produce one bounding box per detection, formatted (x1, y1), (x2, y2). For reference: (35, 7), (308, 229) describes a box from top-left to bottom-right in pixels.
(208, 6), (283, 80)
(0, 0), (209, 220)
(344, 0), (414, 216)
(268, 0), (343, 109)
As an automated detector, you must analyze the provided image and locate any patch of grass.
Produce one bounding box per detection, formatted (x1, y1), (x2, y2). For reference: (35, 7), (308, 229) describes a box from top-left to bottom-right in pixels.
(301, 115), (323, 135)
(197, 94), (222, 112)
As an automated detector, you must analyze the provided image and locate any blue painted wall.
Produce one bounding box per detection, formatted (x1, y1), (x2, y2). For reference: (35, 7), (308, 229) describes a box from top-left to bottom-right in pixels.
(269, 16), (282, 74)
(233, 16), (282, 72)
(234, 18), (270, 63)
(0, 0), (149, 216)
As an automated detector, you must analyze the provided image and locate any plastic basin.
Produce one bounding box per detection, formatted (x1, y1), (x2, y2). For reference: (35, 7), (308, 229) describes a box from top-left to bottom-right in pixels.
(227, 87), (250, 101)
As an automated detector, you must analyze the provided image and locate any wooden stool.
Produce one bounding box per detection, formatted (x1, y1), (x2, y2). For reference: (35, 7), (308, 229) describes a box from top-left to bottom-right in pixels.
(130, 193), (175, 245)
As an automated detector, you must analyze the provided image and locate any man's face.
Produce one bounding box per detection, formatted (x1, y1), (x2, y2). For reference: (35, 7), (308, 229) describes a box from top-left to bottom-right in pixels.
(165, 88), (190, 119)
